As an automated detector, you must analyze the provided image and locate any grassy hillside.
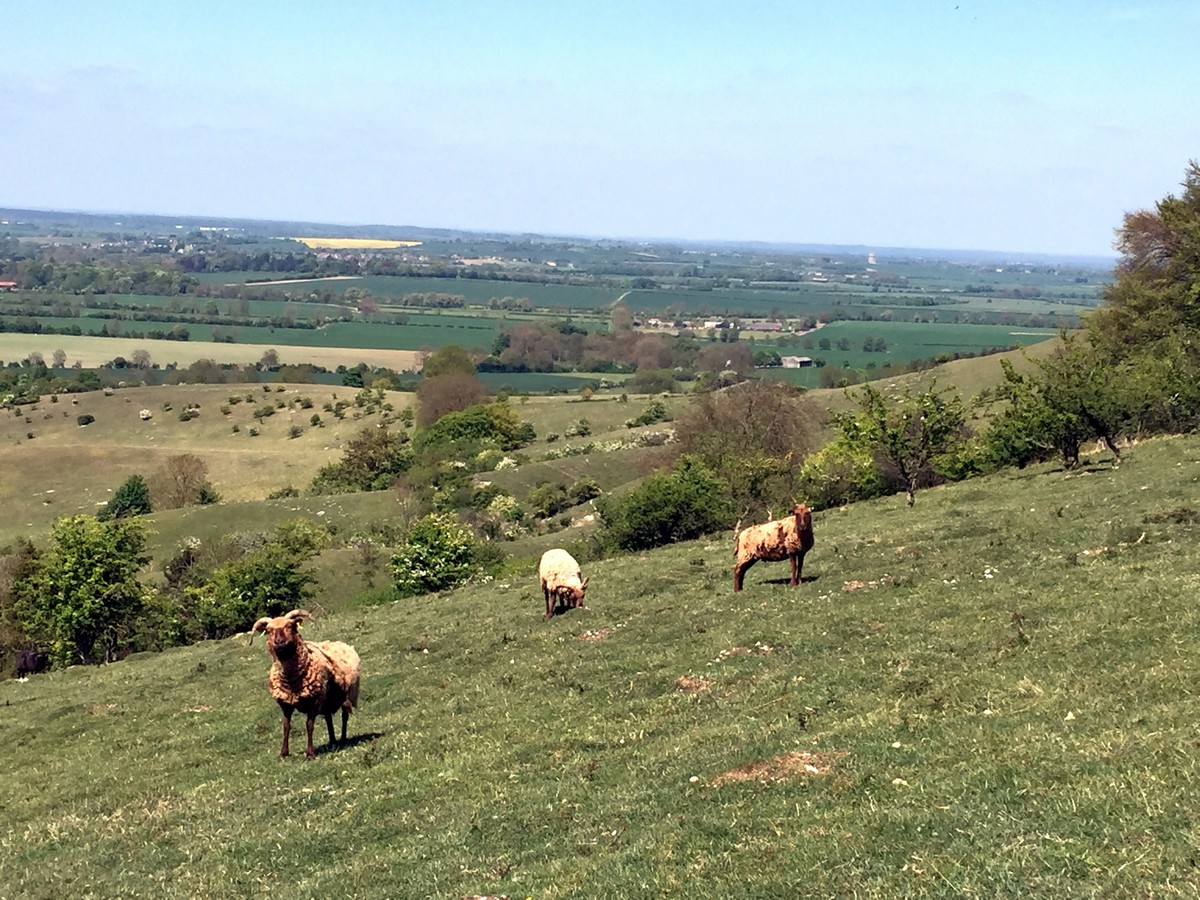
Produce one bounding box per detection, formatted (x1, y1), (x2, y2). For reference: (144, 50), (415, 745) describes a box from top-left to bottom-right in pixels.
(4, 433), (1199, 896)
(0, 383), (411, 542)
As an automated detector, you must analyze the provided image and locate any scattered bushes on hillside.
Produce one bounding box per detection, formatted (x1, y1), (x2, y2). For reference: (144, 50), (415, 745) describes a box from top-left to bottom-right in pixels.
(626, 399), (671, 428)
(310, 426), (413, 494)
(668, 381), (820, 520)
(177, 542), (318, 640)
(527, 477), (602, 520)
(596, 455), (732, 551)
(148, 454), (217, 511)
(832, 380), (968, 507)
(415, 400), (535, 454)
(98, 474), (152, 520)
(390, 513), (479, 596)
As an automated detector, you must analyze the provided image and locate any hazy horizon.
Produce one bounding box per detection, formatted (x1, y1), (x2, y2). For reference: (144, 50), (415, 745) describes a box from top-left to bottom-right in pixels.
(3, 1), (1196, 257)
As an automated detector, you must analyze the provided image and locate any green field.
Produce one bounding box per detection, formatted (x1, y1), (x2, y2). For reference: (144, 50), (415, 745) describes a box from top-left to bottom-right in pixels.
(196, 273), (626, 310)
(2, 432), (1197, 896)
(626, 285), (1087, 322)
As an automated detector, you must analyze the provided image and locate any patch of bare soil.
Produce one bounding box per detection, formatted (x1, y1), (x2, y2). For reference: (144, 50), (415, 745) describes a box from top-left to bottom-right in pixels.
(674, 675), (712, 693)
(710, 750), (848, 787)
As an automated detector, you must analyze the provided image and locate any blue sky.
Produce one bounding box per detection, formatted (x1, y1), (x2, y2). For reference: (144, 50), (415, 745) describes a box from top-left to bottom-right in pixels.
(1, 0), (1197, 256)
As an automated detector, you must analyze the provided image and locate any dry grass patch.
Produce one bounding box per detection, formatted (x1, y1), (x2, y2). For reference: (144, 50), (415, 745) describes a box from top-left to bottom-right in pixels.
(674, 675), (712, 693)
(710, 750), (848, 787)
(714, 641), (773, 662)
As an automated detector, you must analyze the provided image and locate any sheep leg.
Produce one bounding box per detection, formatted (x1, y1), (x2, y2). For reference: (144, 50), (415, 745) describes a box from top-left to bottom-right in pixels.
(304, 715), (317, 759)
(324, 712), (336, 748)
(279, 705), (294, 758)
(543, 586), (553, 619)
(340, 706), (350, 742)
(734, 559), (755, 592)
(789, 553), (800, 587)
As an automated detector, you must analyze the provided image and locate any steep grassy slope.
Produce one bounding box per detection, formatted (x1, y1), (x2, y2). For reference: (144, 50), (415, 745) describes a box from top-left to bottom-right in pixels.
(3, 434), (1198, 896)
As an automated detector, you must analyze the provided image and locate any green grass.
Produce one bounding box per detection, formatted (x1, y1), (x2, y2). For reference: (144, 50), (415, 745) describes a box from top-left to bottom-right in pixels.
(4, 434), (1200, 896)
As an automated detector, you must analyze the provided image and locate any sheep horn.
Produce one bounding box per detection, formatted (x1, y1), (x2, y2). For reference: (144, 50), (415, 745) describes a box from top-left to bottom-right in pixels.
(248, 616), (272, 645)
(285, 609), (314, 623)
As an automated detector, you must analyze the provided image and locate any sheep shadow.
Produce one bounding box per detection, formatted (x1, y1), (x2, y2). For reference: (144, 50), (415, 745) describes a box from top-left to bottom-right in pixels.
(546, 601), (586, 619)
(747, 574), (820, 588)
(313, 730), (386, 756)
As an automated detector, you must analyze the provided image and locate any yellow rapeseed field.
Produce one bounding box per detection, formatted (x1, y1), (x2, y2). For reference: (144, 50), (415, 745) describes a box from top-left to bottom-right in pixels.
(291, 237), (422, 249)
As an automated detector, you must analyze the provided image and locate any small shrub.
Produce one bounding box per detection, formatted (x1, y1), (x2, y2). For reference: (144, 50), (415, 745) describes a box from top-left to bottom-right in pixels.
(390, 513), (478, 596)
(288, 425), (304, 439)
(597, 455), (732, 551)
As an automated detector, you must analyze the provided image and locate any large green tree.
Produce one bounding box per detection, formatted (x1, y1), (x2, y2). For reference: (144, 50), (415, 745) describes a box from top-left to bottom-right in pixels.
(17, 516), (150, 665)
(1091, 161), (1200, 351)
(1082, 161), (1200, 433)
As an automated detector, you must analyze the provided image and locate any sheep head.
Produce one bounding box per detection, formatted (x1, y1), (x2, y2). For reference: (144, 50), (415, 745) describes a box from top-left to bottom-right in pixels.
(791, 502), (812, 530)
(249, 609), (314, 660)
(565, 576), (588, 607)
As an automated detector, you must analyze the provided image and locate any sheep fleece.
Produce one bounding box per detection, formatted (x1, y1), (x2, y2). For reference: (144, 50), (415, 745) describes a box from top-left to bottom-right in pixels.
(539, 548), (585, 595)
(735, 519), (811, 563)
(268, 640), (360, 709)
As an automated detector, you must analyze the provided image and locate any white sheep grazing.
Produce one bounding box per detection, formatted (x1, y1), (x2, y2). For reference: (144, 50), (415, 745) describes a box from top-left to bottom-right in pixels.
(733, 503), (815, 592)
(539, 548), (589, 619)
(250, 609), (360, 759)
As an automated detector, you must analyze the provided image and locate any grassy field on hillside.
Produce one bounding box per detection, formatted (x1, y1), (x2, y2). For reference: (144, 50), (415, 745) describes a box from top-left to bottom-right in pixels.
(0, 383), (412, 541)
(0, 333), (424, 371)
(3, 434), (1198, 896)
(0, 383), (687, 548)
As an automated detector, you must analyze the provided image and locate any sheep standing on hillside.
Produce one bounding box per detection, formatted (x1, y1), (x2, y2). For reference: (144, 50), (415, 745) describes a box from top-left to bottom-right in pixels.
(539, 548), (589, 619)
(733, 503), (814, 592)
(250, 609), (360, 759)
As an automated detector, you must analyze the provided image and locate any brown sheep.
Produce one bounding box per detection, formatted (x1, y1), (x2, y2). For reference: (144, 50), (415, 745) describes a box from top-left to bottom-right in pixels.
(539, 548), (589, 619)
(733, 503), (814, 592)
(250, 609), (360, 759)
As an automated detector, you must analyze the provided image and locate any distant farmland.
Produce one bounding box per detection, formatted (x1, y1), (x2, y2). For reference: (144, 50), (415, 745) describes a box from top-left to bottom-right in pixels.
(195, 273), (626, 310)
(289, 237), (422, 249)
(761, 320), (1058, 388)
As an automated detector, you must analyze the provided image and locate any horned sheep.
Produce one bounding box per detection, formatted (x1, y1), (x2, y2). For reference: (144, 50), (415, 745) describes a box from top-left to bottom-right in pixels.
(539, 548), (589, 619)
(250, 609), (360, 759)
(733, 503), (814, 592)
